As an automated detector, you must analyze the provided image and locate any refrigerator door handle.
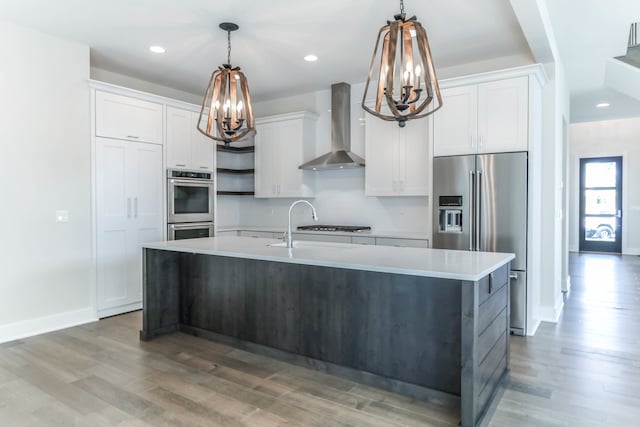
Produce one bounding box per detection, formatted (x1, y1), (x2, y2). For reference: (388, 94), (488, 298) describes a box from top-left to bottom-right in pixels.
(469, 170), (475, 251)
(476, 170), (482, 251)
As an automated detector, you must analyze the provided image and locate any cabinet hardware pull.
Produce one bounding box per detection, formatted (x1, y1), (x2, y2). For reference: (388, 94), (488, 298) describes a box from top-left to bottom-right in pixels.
(134, 197), (138, 218)
(176, 164), (187, 167)
(199, 166), (208, 169)
(127, 135), (139, 139)
(469, 171), (475, 251)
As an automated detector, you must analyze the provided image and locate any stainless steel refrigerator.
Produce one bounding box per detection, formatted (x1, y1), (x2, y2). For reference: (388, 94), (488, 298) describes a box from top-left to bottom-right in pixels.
(432, 152), (527, 335)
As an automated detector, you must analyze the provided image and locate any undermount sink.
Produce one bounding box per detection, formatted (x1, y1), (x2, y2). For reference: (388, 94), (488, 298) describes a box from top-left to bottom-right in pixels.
(267, 240), (354, 249)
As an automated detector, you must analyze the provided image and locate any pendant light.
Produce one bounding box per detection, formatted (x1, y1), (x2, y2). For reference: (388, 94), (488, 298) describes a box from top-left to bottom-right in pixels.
(197, 22), (255, 144)
(362, 0), (442, 127)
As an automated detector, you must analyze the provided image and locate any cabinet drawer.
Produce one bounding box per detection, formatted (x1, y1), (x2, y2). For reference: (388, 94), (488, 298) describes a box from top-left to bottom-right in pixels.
(292, 233), (351, 243)
(96, 91), (163, 144)
(239, 231), (276, 238)
(215, 230), (239, 237)
(375, 237), (429, 248)
(351, 236), (376, 245)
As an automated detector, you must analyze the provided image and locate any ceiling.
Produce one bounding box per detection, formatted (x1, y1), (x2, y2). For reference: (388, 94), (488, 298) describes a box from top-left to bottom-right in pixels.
(0, 0), (531, 101)
(546, 0), (640, 122)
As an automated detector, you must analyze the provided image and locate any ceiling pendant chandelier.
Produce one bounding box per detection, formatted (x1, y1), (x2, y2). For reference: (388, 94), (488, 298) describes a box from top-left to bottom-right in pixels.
(362, 0), (442, 127)
(197, 22), (255, 144)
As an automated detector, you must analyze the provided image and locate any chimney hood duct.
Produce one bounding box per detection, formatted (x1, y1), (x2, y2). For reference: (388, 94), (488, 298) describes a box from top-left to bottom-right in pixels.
(299, 82), (365, 170)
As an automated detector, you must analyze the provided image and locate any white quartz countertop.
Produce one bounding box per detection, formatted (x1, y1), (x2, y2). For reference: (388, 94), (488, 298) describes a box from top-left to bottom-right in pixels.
(216, 226), (430, 240)
(142, 236), (514, 281)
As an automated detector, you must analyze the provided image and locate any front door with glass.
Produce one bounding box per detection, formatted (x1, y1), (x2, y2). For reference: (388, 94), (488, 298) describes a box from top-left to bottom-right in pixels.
(579, 156), (622, 253)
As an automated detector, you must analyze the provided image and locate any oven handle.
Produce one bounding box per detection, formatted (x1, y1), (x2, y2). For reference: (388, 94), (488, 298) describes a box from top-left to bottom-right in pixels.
(169, 222), (215, 230)
(169, 178), (214, 186)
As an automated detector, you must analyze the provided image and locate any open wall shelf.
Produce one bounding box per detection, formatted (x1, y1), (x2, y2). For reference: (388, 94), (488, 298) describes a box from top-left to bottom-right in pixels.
(217, 168), (255, 174)
(217, 191), (255, 196)
(216, 144), (255, 196)
(216, 145), (255, 153)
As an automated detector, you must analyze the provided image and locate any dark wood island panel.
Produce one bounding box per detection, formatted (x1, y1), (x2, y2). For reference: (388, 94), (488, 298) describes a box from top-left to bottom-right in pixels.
(141, 248), (510, 427)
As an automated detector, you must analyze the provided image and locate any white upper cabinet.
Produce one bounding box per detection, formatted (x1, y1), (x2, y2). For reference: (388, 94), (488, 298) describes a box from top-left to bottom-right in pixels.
(433, 85), (478, 157)
(433, 76), (529, 157)
(477, 77), (529, 154)
(166, 106), (191, 168)
(95, 91), (163, 145)
(365, 116), (430, 197)
(166, 106), (215, 171)
(190, 113), (215, 171)
(254, 112), (316, 198)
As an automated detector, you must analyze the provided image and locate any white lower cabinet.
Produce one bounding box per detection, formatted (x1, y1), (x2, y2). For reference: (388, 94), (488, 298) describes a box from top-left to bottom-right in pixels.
(375, 237), (429, 248)
(365, 116), (431, 196)
(96, 137), (163, 317)
(291, 233), (351, 243)
(239, 230), (277, 238)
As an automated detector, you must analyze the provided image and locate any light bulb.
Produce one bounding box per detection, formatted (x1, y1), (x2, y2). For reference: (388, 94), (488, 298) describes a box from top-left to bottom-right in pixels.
(415, 65), (422, 77)
(224, 99), (230, 112)
(214, 100), (220, 110)
(237, 100), (243, 112)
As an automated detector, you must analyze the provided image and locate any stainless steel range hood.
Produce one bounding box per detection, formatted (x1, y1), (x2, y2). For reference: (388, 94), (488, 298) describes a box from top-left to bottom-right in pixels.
(299, 83), (365, 171)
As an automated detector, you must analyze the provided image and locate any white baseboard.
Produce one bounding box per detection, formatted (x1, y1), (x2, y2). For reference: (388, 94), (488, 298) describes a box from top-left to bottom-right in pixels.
(624, 247), (640, 256)
(526, 318), (541, 336)
(97, 302), (142, 319)
(0, 307), (98, 344)
(539, 298), (565, 323)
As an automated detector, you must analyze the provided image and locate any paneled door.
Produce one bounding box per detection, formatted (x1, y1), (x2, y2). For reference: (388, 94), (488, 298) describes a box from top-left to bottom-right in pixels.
(96, 137), (163, 317)
(579, 156), (622, 253)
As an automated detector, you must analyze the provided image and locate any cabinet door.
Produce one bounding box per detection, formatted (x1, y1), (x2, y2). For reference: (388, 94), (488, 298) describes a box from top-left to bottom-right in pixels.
(365, 116), (397, 196)
(375, 237), (429, 248)
(190, 112), (215, 171)
(432, 85), (478, 157)
(254, 123), (277, 197)
(398, 119), (430, 196)
(477, 76), (529, 153)
(96, 91), (163, 144)
(129, 142), (163, 304)
(166, 106), (191, 169)
(96, 138), (163, 314)
(277, 120), (305, 198)
(96, 138), (134, 312)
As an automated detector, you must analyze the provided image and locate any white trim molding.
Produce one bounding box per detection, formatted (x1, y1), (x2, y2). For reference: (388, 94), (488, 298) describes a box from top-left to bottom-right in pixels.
(539, 296), (565, 324)
(0, 308), (97, 344)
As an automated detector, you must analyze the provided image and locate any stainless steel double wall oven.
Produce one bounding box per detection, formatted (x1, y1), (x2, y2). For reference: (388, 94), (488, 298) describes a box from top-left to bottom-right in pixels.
(167, 169), (214, 240)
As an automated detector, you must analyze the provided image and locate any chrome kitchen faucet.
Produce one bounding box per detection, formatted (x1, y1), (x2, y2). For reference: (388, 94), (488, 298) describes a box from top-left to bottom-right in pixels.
(285, 200), (318, 248)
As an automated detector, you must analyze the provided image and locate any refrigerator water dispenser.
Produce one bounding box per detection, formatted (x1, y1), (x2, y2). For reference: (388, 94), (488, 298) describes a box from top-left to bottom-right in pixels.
(439, 209), (463, 232)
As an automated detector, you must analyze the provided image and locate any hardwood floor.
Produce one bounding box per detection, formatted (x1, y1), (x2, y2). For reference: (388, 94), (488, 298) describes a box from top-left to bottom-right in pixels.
(0, 252), (638, 426)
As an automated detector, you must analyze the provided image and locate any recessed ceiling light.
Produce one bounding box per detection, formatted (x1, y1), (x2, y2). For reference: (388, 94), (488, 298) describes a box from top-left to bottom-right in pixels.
(304, 54), (318, 62)
(596, 102), (610, 108)
(149, 45), (166, 54)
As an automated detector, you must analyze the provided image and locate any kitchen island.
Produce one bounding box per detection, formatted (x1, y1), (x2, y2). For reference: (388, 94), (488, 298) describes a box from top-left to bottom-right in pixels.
(141, 236), (514, 427)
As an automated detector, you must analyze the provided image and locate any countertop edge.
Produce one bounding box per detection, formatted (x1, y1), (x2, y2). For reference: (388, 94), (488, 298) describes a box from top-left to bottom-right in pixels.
(142, 240), (514, 282)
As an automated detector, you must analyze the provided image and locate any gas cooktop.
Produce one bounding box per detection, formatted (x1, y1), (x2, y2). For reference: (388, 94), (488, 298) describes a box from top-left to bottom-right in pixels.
(297, 225), (372, 233)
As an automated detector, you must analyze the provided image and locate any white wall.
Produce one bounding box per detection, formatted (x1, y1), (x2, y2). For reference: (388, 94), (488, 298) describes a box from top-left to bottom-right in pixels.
(569, 118), (640, 255)
(0, 21), (93, 341)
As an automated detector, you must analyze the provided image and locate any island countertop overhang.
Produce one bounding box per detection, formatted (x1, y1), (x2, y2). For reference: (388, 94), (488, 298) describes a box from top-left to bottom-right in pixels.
(142, 236), (514, 282)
